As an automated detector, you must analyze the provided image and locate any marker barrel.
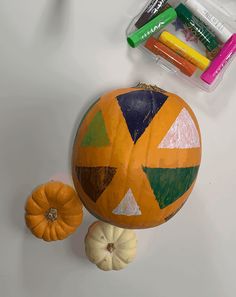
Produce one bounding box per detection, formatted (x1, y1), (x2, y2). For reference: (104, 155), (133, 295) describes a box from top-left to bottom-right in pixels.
(127, 8), (177, 48)
(145, 37), (197, 76)
(201, 34), (236, 84)
(176, 3), (219, 52)
(135, 0), (169, 29)
(185, 0), (232, 43)
(159, 31), (210, 70)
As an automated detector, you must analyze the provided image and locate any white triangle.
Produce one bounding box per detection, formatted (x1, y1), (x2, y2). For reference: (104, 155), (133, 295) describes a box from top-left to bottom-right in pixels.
(158, 108), (200, 149)
(112, 189), (141, 216)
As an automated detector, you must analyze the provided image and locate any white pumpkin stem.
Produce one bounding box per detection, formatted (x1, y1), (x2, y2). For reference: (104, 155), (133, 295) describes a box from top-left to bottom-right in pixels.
(107, 243), (115, 253)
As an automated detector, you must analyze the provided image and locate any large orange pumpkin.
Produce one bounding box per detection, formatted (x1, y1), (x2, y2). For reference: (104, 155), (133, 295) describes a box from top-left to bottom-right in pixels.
(72, 84), (201, 229)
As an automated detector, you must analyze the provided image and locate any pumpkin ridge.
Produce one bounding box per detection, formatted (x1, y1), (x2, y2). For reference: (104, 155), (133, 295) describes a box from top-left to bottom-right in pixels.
(41, 221), (50, 241)
(58, 218), (74, 229)
(42, 184), (51, 205)
(31, 192), (48, 210)
(95, 254), (110, 266)
(114, 227), (126, 243)
(115, 91), (142, 209)
(88, 234), (106, 244)
(116, 247), (137, 254)
(112, 254), (129, 267)
(117, 245), (136, 251)
(140, 103), (155, 220)
(103, 100), (123, 215)
(93, 97), (125, 214)
(86, 237), (106, 248)
(112, 252), (129, 265)
(42, 182), (62, 207)
(54, 223), (61, 240)
(59, 210), (83, 217)
(50, 223), (58, 241)
(54, 183), (66, 205)
(59, 195), (77, 208)
(99, 223), (110, 242)
(26, 213), (44, 217)
(26, 215), (45, 230)
(60, 214), (82, 228)
(57, 220), (75, 233)
(119, 142), (136, 215)
(59, 211), (82, 217)
(31, 219), (48, 238)
(55, 222), (67, 240)
(25, 197), (44, 213)
(116, 236), (136, 246)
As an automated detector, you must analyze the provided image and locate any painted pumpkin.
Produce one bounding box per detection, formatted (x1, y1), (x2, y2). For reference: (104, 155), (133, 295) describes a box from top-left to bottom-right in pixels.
(25, 181), (83, 241)
(72, 83), (201, 229)
(85, 221), (137, 271)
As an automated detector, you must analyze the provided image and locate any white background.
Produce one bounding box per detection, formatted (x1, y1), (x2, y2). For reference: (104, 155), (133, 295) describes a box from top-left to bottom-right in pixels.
(0, 1), (236, 297)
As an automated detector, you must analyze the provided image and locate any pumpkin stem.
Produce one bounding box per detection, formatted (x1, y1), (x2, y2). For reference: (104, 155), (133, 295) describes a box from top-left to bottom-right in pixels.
(107, 243), (115, 253)
(136, 83), (167, 93)
(45, 208), (58, 222)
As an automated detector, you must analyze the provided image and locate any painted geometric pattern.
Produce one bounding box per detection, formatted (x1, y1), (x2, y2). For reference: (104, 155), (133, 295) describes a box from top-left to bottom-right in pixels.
(81, 111), (110, 147)
(76, 166), (116, 202)
(112, 189), (141, 216)
(78, 98), (100, 129)
(143, 166), (199, 209)
(159, 108), (200, 149)
(117, 90), (168, 143)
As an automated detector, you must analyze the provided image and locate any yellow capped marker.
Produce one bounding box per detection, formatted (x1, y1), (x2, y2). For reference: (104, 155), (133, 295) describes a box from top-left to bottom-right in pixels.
(159, 31), (210, 70)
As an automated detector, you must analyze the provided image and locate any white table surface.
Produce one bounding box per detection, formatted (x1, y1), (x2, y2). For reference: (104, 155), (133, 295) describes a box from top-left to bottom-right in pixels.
(0, 1), (236, 297)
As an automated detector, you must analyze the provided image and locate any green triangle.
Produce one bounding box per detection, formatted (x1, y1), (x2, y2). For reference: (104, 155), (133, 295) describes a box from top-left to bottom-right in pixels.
(81, 111), (110, 147)
(143, 166), (199, 209)
(78, 98), (100, 129)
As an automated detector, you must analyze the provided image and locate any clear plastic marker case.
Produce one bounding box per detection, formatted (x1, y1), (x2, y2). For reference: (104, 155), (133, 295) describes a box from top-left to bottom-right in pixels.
(126, 0), (236, 92)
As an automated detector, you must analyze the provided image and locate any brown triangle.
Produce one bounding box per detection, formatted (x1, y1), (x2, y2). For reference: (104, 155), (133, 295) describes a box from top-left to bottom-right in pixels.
(76, 166), (117, 202)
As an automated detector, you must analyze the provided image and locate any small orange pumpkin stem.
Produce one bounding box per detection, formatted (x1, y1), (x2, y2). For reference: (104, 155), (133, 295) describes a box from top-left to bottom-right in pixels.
(107, 243), (115, 253)
(45, 208), (58, 222)
(136, 82), (167, 93)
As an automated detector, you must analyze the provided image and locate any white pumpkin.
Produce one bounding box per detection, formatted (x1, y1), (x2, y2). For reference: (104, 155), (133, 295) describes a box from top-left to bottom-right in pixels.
(85, 221), (137, 271)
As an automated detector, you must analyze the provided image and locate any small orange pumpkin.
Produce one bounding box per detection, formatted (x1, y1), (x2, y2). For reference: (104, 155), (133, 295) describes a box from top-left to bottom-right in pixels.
(72, 84), (201, 229)
(25, 181), (83, 241)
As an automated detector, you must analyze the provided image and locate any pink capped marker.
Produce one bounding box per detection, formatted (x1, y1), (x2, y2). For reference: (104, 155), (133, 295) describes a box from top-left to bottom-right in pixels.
(201, 34), (236, 85)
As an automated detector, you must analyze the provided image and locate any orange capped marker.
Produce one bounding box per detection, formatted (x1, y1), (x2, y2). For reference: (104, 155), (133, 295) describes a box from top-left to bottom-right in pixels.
(145, 37), (197, 76)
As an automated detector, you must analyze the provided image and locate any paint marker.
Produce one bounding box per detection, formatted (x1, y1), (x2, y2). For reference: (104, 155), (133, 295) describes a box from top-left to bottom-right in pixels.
(145, 37), (197, 76)
(127, 7), (177, 48)
(201, 34), (236, 85)
(185, 0), (233, 43)
(135, 0), (169, 29)
(159, 31), (210, 70)
(175, 3), (219, 52)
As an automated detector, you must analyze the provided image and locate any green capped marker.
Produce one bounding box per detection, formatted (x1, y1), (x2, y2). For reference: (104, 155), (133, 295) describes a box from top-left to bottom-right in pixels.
(127, 7), (177, 48)
(175, 3), (219, 52)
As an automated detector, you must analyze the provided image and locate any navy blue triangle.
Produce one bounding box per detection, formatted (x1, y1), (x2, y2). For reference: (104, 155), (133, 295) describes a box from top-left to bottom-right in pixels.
(117, 90), (168, 143)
